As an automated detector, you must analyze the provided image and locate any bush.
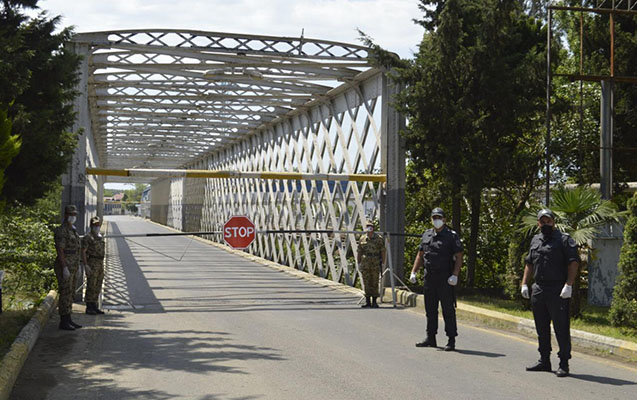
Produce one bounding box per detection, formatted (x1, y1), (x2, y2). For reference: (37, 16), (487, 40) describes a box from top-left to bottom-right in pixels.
(609, 192), (637, 328)
(0, 188), (60, 309)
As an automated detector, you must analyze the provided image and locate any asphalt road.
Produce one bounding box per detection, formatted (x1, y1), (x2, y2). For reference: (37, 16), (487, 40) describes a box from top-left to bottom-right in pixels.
(10, 216), (637, 400)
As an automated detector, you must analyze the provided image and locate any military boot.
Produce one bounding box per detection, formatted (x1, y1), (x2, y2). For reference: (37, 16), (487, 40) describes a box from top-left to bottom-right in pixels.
(361, 297), (372, 308)
(86, 302), (97, 315)
(415, 336), (437, 348)
(59, 315), (75, 331)
(444, 337), (456, 352)
(371, 297), (379, 308)
(526, 359), (552, 372)
(93, 303), (105, 315)
(68, 315), (82, 329)
(556, 360), (569, 377)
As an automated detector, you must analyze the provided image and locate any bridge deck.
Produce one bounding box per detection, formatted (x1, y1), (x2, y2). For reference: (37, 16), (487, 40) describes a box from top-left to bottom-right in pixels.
(10, 216), (636, 399)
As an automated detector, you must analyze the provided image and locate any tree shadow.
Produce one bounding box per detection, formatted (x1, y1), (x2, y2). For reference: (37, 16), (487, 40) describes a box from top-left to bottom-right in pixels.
(11, 313), (282, 399)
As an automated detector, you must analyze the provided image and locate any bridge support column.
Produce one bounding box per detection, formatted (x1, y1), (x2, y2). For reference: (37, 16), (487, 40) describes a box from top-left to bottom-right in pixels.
(380, 73), (406, 284)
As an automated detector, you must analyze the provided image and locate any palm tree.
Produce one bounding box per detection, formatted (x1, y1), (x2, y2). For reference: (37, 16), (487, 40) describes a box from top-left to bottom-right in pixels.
(520, 186), (626, 317)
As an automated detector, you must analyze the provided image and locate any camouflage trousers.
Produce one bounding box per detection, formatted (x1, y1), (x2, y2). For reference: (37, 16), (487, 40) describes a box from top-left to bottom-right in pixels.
(55, 256), (80, 316)
(85, 258), (104, 303)
(359, 261), (381, 297)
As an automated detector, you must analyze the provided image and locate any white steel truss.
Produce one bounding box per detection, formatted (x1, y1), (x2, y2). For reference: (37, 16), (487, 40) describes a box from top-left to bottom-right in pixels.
(73, 30), (405, 287)
(71, 30), (373, 172)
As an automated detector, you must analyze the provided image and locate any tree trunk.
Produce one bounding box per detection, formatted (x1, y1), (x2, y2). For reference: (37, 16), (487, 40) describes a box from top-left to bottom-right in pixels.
(466, 191), (481, 287)
(452, 188), (461, 236)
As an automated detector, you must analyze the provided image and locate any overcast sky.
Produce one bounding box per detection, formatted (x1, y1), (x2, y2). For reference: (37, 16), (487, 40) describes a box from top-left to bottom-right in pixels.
(34, 0), (425, 190)
(37, 0), (424, 60)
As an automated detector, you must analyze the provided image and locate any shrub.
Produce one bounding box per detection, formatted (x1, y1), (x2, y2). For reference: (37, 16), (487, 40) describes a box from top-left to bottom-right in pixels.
(0, 200), (59, 309)
(609, 192), (637, 328)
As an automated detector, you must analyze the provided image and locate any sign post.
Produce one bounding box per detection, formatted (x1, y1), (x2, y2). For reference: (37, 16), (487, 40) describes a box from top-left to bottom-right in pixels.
(223, 216), (256, 249)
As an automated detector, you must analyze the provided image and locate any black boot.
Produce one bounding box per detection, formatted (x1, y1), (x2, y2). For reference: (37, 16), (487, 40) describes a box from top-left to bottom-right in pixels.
(86, 302), (97, 315)
(93, 302), (105, 315)
(526, 359), (552, 372)
(556, 360), (569, 377)
(59, 315), (75, 331)
(68, 315), (82, 329)
(415, 336), (437, 348)
(371, 297), (379, 308)
(444, 337), (456, 351)
(361, 297), (371, 308)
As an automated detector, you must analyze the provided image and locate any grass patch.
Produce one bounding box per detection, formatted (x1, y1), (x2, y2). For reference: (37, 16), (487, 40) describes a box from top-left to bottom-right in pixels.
(458, 294), (637, 343)
(0, 308), (36, 358)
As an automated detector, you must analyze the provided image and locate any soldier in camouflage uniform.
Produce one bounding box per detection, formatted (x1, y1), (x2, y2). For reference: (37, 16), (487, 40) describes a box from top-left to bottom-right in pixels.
(82, 216), (105, 315)
(53, 205), (83, 331)
(357, 220), (385, 308)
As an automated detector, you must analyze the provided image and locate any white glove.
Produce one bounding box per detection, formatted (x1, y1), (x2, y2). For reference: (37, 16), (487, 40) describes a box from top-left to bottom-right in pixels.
(560, 284), (572, 299)
(409, 272), (417, 284)
(447, 275), (458, 286)
(521, 284), (530, 299)
(62, 266), (70, 281)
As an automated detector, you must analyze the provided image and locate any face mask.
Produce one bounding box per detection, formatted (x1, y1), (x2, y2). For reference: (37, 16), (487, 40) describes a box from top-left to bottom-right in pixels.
(540, 224), (553, 236)
(366, 226), (373, 232)
(67, 216), (76, 224)
(91, 226), (100, 234)
(433, 219), (444, 229)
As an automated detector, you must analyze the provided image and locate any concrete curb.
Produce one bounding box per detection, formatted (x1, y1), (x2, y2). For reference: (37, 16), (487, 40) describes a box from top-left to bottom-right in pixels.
(125, 219), (637, 362)
(0, 290), (57, 400)
(381, 286), (637, 362)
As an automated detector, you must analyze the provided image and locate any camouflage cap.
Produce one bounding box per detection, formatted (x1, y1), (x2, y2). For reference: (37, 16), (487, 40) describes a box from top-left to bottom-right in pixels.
(90, 216), (101, 225)
(64, 205), (78, 215)
(431, 207), (445, 218)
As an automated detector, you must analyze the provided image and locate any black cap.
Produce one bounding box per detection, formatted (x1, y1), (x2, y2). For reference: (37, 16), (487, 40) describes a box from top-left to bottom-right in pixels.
(537, 208), (555, 221)
(431, 207), (445, 218)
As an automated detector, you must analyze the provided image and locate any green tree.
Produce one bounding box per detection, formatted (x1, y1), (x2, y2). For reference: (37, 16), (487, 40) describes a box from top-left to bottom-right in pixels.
(0, 108), (21, 202)
(393, 0), (548, 286)
(519, 186), (626, 317)
(0, 0), (80, 204)
(609, 192), (637, 329)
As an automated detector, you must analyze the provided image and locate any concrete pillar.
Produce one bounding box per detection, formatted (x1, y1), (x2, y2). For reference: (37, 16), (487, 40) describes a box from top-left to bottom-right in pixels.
(62, 42), (90, 236)
(600, 80), (613, 200)
(62, 42), (91, 302)
(380, 72), (406, 284)
(588, 222), (623, 306)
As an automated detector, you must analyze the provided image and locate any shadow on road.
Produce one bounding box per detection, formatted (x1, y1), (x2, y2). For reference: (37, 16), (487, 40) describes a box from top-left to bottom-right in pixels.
(453, 349), (506, 358)
(10, 312), (283, 400)
(569, 373), (637, 386)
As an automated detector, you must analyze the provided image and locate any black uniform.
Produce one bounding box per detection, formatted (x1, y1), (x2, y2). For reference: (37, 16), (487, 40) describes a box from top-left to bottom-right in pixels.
(419, 226), (463, 338)
(525, 230), (580, 362)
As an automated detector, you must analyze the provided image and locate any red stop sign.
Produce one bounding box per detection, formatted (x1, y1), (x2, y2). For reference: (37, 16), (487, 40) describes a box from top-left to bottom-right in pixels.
(223, 216), (256, 249)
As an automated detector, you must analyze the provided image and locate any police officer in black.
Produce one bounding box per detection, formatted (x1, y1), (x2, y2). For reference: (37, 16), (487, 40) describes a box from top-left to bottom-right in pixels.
(409, 207), (463, 351)
(521, 208), (580, 377)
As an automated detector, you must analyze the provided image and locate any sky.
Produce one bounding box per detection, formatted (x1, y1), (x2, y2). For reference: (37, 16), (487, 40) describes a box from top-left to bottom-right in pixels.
(33, 0), (425, 190)
(36, 0), (424, 60)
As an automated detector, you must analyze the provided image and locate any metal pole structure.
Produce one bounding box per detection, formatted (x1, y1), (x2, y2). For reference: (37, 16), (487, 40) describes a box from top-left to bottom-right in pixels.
(380, 72), (406, 285)
(600, 80), (613, 199)
(600, 10), (616, 200)
(545, 9), (553, 206)
(384, 234), (397, 308)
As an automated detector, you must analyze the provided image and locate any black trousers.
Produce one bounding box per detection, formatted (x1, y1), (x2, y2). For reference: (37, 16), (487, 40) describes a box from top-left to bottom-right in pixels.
(424, 275), (457, 338)
(531, 283), (571, 361)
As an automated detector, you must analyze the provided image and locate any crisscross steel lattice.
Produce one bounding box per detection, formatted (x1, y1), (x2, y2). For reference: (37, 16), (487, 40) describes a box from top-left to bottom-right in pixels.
(72, 30), (372, 172)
